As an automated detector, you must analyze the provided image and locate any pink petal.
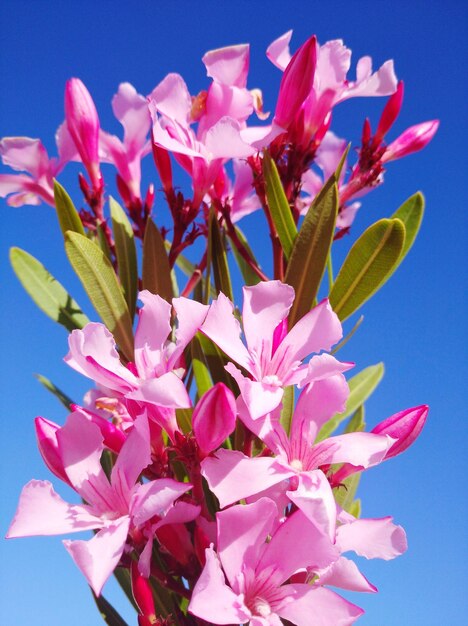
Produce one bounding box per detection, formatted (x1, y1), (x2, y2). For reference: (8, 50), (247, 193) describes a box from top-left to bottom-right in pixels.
(55, 121), (80, 169)
(57, 412), (118, 511)
(110, 414), (151, 503)
(64, 323), (137, 393)
(229, 368), (285, 420)
(148, 73), (192, 126)
(202, 44), (250, 87)
(217, 498), (278, 587)
(0, 137), (50, 177)
(266, 30), (293, 71)
(344, 59), (397, 100)
(127, 371), (191, 409)
(287, 470), (337, 541)
(131, 478), (193, 527)
(315, 40), (351, 95)
(201, 292), (252, 371)
(204, 116), (255, 159)
(112, 82), (150, 153)
(337, 517), (407, 560)
(169, 297), (209, 368)
(309, 432), (394, 469)
(201, 449), (291, 508)
(318, 556), (377, 593)
(242, 281), (294, 361)
(274, 299), (342, 370)
(6, 480), (103, 538)
(278, 584), (364, 626)
(134, 291), (172, 377)
(188, 546), (251, 624)
(64, 515), (131, 595)
(258, 509), (339, 584)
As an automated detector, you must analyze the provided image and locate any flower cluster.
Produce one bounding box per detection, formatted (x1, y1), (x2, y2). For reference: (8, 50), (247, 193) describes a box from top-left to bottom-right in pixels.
(4, 31), (435, 626)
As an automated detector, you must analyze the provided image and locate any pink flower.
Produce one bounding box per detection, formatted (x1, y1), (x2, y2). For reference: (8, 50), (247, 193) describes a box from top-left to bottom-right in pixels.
(65, 78), (102, 190)
(382, 120), (439, 162)
(189, 498), (363, 626)
(0, 127), (77, 207)
(64, 291), (208, 437)
(99, 82), (152, 202)
(200, 280), (343, 418)
(7, 412), (199, 595)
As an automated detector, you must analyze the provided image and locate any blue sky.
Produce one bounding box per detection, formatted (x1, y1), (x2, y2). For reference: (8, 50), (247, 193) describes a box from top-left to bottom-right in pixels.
(0, 1), (466, 624)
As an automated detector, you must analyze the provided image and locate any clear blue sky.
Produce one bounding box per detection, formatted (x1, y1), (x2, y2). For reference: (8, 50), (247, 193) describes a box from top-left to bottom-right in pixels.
(0, 1), (466, 624)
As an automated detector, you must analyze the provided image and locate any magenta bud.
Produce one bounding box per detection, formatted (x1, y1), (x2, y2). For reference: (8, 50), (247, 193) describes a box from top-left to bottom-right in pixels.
(374, 81), (404, 145)
(192, 383), (237, 456)
(131, 561), (156, 621)
(274, 35), (317, 130)
(371, 404), (428, 459)
(35, 417), (70, 484)
(65, 78), (101, 189)
(383, 120), (439, 162)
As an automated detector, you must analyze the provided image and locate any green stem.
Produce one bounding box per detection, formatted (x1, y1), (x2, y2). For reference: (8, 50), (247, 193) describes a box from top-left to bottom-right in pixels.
(327, 250), (334, 292)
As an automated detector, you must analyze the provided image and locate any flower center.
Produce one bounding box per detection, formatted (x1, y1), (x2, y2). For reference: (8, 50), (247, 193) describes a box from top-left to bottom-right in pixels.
(252, 597), (272, 617)
(290, 458), (303, 472)
(262, 374), (282, 387)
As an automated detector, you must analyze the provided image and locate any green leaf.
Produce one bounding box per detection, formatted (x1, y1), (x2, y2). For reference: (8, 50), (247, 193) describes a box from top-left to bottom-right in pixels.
(335, 143), (351, 180)
(263, 152), (297, 259)
(113, 568), (138, 611)
(229, 226), (261, 286)
(110, 197), (138, 319)
(197, 333), (236, 391)
(335, 471), (362, 517)
(91, 590), (130, 626)
(317, 363), (384, 440)
(209, 211), (233, 300)
(10, 247), (90, 332)
(35, 374), (73, 410)
(390, 191), (425, 273)
(96, 224), (113, 262)
(348, 498), (361, 518)
(191, 335), (213, 397)
(53, 180), (85, 237)
(142, 219), (173, 302)
(279, 386), (295, 437)
(65, 232), (134, 361)
(285, 176), (338, 326)
(344, 404), (366, 434)
(176, 408), (193, 434)
(329, 218), (406, 321)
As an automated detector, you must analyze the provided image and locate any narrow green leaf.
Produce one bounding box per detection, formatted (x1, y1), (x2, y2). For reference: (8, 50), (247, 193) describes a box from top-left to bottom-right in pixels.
(329, 218), (406, 321)
(285, 176), (338, 326)
(65, 232), (134, 361)
(110, 197), (138, 319)
(344, 405), (366, 434)
(331, 315), (364, 354)
(390, 191), (425, 273)
(229, 226), (261, 286)
(263, 152), (297, 259)
(210, 211), (233, 300)
(35, 374), (73, 410)
(91, 590), (129, 626)
(279, 386), (295, 437)
(197, 334), (236, 391)
(142, 219), (173, 302)
(113, 568), (138, 611)
(334, 143), (351, 180)
(53, 180), (85, 237)
(348, 498), (361, 518)
(317, 363), (384, 441)
(191, 335), (213, 397)
(176, 408), (193, 434)
(10, 247), (90, 331)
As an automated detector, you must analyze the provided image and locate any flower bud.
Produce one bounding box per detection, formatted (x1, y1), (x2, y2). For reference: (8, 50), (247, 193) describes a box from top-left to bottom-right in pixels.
(192, 383), (236, 456)
(383, 120), (439, 162)
(374, 81), (404, 145)
(371, 404), (428, 459)
(131, 561), (156, 624)
(274, 35), (317, 130)
(34, 417), (70, 484)
(65, 78), (101, 189)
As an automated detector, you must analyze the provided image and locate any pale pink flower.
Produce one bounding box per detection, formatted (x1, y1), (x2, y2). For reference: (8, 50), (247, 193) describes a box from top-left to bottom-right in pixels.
(200, 281), (343, 419)
(189, 497), (363, 626)
(65, 291), (208, 437)
(99, 82), (152, 202)
(7, 412), (199, 595)
(0, 127), (77, 207)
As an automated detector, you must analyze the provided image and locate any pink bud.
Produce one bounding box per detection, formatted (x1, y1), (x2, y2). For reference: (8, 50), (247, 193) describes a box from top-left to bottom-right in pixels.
(374, 81), (404, 145)
(192, 383), (236, 456)
(131, 561), (156, 622)
(151, 138), (173, 194)
(34, 417), (70, 485)
(383, 120), (439, 162)
(65, 78), (101, 189)
(274, 35), (317, 130)
(371, 404), (428, 459)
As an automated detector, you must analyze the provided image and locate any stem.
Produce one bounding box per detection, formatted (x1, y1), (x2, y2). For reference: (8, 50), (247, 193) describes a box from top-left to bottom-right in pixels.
(180, 251), (207, 298)
(327, 250), (334, 292)
(222, 210), (269, 281)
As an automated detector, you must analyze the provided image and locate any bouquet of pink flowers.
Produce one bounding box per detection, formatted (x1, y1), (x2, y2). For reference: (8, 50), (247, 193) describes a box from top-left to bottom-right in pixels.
(2, 32), (437, 625)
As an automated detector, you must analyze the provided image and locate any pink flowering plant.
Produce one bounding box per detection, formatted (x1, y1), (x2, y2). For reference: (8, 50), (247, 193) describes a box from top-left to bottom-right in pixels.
(3, 31), (436, 626)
